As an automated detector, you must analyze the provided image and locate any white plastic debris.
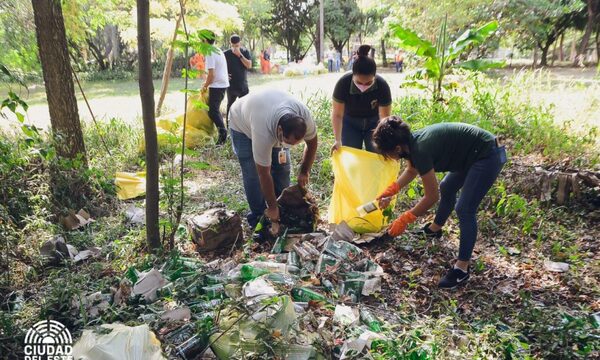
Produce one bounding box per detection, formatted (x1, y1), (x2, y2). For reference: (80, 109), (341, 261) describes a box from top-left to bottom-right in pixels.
(73, 323), (165, 360)
(339, 330), (385, 359)
(73, 247), (102, 263)
(243, 277), (278, 298)
(544, 260), (570, 273)
(362, 277), (382, 296)
(161, 307), (191, 321)
(133, 269), (168, 302)
(333, 305), (359, 326)
(125, 205), (145, 225)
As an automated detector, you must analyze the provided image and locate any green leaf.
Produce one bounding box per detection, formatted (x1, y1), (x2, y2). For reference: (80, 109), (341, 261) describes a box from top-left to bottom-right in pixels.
(16, 112), (25, 123)
(456, 59), (506, 71)
(390, 24), (436, 58)
(448, 21), (498, 59)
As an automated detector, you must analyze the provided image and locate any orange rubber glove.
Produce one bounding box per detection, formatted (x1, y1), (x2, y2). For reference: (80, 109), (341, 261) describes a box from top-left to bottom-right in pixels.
(377, 181), (401, 200)
(387, 211), (417, 237)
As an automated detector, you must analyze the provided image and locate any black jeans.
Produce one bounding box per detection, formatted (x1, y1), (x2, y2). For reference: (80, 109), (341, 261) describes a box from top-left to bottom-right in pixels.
(226, 87), (249, 125)
(341, 114), (379, 152)
(208, 87), (227, 132)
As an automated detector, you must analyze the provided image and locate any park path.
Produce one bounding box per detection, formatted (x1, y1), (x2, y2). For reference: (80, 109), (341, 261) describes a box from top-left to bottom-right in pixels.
(1, 67), (599, 131)
(0, 71), (408, 131)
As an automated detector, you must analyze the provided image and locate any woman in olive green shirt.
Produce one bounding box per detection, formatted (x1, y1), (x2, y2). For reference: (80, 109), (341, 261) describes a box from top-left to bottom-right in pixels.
(373, 116), (507, 289)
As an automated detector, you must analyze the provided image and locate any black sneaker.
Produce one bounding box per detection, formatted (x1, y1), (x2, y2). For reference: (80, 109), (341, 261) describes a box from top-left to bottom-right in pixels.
(438, 267), (470, 289)
(411, 223), (442, 239)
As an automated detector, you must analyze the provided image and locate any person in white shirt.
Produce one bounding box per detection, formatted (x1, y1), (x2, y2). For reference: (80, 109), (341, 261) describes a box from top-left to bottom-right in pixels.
(228, 89), (319, 232)
(202, 31), (230, 144)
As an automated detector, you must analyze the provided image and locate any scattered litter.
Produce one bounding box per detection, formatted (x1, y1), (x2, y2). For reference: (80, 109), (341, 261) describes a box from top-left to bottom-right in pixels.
(339, 330), (385, 359)
(115, 171), (146, 200)
(334, 305), (359, 325)
(73, 323), (165, 360)
(40, 235), (71, 265)
(187, 208), (243, 253)
(125, 204), (145, 225)
(161, 307), (191, 322)
(133, 268), (168, 302)
(544, 260), (570, 273)
(61, 209), (95, 230)
(73, 247), (102, 263)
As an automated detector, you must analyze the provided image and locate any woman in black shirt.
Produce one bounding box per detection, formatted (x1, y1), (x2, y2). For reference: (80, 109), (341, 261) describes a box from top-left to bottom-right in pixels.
(331, 45), (392, 153)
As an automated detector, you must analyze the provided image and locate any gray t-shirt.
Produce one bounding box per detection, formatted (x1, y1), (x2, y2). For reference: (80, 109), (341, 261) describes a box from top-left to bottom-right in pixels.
(229, 89), (317, 166)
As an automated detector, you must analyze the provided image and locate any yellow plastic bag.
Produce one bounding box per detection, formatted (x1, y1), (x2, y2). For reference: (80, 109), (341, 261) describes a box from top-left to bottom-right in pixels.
(328, 146), (401, 234)
(115, 171), (146, 200)
(184, 125), (212, 148)
(178, 92), (216, 135)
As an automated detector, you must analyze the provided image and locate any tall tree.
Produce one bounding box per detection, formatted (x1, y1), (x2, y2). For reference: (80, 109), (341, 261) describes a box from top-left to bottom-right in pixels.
(322, 0), (362, 54)
(263, 0), (317, 62)
(32, 0), (87, 162)
(137, 0), (161, 251)
(573, 0), (599, 65)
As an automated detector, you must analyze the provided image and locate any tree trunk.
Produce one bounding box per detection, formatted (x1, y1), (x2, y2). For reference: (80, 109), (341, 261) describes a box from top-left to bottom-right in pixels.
(86, 38), (108, 71)
(380, 38), (387, 67)
(32, 0), (87, 163)
(574, 0), (597, 66)
(155, 11), (183, 117)
(559, 32), (565, 62)
(596, 25), (600, 64)
(570, 33), (577, 62)
(137, 0), (161, 251)
(551, 40), (557, 66)
(540, 42), (551, 67)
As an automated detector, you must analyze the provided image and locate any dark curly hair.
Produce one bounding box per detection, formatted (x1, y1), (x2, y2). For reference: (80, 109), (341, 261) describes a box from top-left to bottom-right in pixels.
(372, 115), (412, 159)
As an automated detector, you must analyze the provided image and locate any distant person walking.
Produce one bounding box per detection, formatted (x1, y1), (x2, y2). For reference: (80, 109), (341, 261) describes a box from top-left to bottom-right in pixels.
(190, 53), (206, 79)
(202, 31), (229, 145)
(327, 49), (334, 72)
(395, 50), (404, 73)
(224, 34), (252, 124)
(260, 49), (271, 74)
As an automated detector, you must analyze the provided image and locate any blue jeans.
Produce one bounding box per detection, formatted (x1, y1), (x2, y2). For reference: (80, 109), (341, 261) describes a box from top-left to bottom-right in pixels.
(230, 129), (291, 227)
(433, 145), (507, 261)
(342, 114), (379, 152)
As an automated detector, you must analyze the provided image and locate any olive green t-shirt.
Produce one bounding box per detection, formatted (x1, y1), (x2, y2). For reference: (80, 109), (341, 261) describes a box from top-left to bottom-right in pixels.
(408, 123), (496, 174)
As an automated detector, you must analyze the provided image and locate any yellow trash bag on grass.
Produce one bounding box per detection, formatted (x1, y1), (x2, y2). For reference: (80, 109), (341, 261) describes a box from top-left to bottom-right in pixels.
(178, 92), (217, 135)
(328, 146), (401, 234)
(115, 171), (146, 200)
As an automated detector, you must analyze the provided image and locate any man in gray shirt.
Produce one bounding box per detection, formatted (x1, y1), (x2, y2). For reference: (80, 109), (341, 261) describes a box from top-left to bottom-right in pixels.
(229, 89), (319, 231)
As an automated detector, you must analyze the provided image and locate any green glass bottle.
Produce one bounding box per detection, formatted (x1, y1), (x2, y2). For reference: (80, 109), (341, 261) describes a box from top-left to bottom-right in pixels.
(360, 309), (382, 332)
(240, 264), (270, 283)
(291, 287), (327, 302)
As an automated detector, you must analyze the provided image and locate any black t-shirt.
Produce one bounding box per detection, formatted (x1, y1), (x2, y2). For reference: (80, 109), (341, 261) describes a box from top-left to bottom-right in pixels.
(224, 48), (251, 91)
(332, 72), (392, 118)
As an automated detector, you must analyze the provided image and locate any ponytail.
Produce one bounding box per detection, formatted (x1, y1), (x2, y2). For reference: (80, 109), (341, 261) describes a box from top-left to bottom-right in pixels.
(352, 45), (376, 75)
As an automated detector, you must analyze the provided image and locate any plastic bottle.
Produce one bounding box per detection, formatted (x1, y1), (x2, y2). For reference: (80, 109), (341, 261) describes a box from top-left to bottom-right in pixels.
(356, 201), (378, 217)
(360, 309), (382, 332)
(291, 287), (327, 302)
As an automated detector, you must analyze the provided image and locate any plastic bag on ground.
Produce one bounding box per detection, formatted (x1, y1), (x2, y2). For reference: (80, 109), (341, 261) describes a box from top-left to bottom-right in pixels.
(115, 171), (146, 200)
(328, 146), (400, 233)
(72, 323), (165, 360)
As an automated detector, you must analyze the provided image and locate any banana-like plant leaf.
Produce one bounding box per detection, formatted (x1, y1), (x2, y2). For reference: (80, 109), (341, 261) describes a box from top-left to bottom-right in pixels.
(399, 80), (428, 90)
(448, 21), (498, 60)
(455, 59), (506, 71)
(390, 24), (437, 58)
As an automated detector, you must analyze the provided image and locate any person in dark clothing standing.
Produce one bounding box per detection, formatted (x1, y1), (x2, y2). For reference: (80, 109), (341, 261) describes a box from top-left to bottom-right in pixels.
(202, 31), (229, 145)
(224, 34), (252, 124)
(372, 117), (507, 289)
(331, 45), (392, 153)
